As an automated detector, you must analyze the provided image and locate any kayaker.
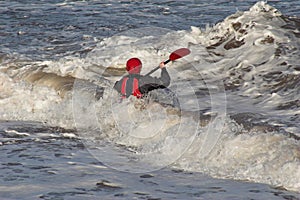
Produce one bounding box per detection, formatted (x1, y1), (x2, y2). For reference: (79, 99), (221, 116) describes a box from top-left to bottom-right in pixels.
(113, 58), (170, 99)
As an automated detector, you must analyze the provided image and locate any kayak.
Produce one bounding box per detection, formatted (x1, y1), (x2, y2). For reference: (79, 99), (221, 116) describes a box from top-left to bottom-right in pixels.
(144, 88), (180, 108)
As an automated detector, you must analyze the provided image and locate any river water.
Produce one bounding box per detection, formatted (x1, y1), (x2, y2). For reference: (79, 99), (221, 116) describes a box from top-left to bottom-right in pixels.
(0, 0), (299, 199)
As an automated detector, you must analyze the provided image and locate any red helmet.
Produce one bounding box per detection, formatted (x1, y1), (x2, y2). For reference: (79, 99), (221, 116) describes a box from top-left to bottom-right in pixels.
(126, 58), (142, 74)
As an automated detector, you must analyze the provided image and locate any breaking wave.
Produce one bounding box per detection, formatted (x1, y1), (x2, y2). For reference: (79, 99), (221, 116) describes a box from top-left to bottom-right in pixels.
(0, 1), (299, 192)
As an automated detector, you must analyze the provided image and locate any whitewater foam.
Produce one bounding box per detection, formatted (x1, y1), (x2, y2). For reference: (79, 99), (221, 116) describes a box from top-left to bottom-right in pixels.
(0, 1), (299, 192)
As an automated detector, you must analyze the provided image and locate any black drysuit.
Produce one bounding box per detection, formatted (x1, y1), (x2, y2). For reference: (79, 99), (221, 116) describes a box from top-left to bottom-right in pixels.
(113, 68), (171, 98)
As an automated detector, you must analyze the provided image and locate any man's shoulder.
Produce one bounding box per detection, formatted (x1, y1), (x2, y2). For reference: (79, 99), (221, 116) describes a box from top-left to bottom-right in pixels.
(139, 74), (156, 81)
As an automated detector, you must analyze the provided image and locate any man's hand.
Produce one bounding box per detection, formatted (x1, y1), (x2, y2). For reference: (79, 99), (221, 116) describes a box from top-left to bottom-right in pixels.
(159, 62), (165, 69)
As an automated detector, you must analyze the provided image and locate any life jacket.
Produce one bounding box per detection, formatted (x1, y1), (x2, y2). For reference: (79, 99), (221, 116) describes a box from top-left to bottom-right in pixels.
(121, 76), (142, 98)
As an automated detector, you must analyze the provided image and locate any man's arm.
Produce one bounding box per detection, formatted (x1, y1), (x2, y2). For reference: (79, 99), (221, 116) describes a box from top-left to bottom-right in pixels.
(113, 79), (122, 93)
(159, 62), (171, 87)
(139, 62), (171, 94)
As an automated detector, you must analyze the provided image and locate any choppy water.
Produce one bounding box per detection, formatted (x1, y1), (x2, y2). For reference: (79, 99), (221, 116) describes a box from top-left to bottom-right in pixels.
(0, 0), (300, 199)
(0, 121), (299, 200)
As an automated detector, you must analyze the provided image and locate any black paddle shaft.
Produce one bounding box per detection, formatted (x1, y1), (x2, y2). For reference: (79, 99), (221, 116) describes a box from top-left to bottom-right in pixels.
(144, 59), (170, 76)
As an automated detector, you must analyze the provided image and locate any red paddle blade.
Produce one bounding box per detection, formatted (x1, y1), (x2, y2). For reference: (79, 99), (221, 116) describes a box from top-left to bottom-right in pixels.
(169, 48), (191, 61)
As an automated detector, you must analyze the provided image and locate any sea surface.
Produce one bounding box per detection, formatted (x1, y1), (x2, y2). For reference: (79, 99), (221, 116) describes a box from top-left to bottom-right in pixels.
(0, 0), (300, 199)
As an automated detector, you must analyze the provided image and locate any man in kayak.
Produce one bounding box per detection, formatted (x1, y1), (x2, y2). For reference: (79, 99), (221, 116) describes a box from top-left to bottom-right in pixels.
(113, 58), (170, 99)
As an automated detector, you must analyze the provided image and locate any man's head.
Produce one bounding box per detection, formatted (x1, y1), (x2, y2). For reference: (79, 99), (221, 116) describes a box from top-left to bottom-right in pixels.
(126, 58), (142, 74)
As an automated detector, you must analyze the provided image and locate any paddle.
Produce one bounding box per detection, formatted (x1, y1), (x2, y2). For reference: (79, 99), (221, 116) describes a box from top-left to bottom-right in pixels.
(144, 48), (191, 76)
